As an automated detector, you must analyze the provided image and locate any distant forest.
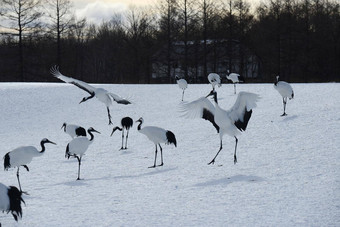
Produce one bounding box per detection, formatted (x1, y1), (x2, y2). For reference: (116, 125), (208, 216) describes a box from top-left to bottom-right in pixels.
(0, 0), (339, 83)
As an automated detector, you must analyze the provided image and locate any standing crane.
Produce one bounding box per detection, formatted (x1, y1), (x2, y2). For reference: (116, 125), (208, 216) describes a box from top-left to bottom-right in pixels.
(274, 75), (294, 116)
(111, 116), (133, 150)
(50, 66), (131, 125)
(3, 138), (56, 192)
(226, 70), (245, 94)
(180, 90), (259, 165)
(136, 117), (177, 168)
(175, 75), (188, 101)
(65, 127), (100, 180)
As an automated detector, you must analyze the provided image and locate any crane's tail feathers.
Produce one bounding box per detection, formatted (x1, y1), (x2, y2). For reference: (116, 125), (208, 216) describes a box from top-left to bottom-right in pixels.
(166, 130), (177, 147)
(8, 186), (24, 222)
(109, 93), (132, 105)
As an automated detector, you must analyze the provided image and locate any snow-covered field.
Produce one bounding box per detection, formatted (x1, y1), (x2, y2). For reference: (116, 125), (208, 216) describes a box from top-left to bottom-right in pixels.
(0, 82), (339, 226)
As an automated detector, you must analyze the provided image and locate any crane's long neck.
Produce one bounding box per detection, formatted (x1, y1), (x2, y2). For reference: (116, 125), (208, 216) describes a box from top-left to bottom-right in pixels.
(213, 92), (218, 105)
(40, 141), (47, 153)
(88, 130), (95, 141)
(137, 121), (143, 131)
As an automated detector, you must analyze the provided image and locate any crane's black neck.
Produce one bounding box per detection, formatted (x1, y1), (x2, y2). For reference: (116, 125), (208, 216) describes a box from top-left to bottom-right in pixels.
(213, 92), (218, 104)
(88, 130), (95, 141)
(40, 141), (48, 153)
(137, 121), (143, 130)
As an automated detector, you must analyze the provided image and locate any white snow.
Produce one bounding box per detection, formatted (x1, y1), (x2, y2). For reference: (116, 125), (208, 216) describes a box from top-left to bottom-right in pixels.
(0, 82), (339, 226)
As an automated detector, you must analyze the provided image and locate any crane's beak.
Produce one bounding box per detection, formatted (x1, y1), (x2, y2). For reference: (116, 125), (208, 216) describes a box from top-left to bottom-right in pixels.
(93, 129), (101, 134)
(48, 140), (57, 145)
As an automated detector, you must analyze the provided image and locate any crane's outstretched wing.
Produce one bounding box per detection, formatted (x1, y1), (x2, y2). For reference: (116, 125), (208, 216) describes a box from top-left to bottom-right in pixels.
(108, 93), (131, 105)
(50, 66), (95, 95)
(228, 92), (260, 131)
(179, 97), (219, 132)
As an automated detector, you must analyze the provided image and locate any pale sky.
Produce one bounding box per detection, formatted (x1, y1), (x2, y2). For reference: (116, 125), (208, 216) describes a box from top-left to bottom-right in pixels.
(72, 0), (157, 24)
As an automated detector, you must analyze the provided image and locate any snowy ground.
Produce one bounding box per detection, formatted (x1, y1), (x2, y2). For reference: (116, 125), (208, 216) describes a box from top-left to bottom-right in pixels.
(0, 82), (339, 226)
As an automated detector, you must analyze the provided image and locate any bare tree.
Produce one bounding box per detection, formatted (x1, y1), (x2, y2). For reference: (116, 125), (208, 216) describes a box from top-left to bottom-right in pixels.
(0, 0), (42, 81)
(46, 0), (73, 66)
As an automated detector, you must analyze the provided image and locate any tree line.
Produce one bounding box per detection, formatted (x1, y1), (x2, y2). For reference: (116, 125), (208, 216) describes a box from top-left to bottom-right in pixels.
(0, 0), (339, 83)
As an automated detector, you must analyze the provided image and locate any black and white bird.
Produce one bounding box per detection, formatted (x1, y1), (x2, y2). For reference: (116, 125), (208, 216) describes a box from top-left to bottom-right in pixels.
(3, 138), (56, 192)
(50, 66), (131, 125)
(65, 127), (100, 180)
(226, 70), (245, 94)
(207, 73), (222, 91)
(175, 75), (188, 101)
(0, 183), (25, 222)
(181, 90), (259, 165)
(111, 116), (133, 150)
(274, 75), (294, 116)
(61, 122), (86, 138)
(136, 117), (177, 168)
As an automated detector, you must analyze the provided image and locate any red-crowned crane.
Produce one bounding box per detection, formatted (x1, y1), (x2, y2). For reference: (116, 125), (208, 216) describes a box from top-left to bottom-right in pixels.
(111, 116), (133, 150)
(207, 73), (221, 91)
(3, 138), (56, 192)
(274, 75), (294, 116)
(0, 183), (25, 222)
(136, 117), (177, 168)
(180, 90), (259, 165)
(226, 70), (245, 94)
(175, 75), (188, 101)
(50, 66), (131, 125)
(65, 127), (100, 180)
(61, 122), (86, 138)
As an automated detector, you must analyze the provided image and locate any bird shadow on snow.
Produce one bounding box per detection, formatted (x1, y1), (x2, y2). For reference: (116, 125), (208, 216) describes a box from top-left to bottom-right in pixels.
(281, 115), (298, 122)
(193, 174), (264, 188)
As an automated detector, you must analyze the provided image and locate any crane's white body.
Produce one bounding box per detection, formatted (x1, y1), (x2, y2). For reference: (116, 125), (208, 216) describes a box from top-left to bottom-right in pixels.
(207, 73), (221, 90)
(5, 146), (43, 168)
(226, 73), (242, 83)
(181, 91), (259, 164)
(138, 126), (169, 145)
(274, 81), (294, 99)
(67, 137), (92, 158)
(62, 123), (86, 138)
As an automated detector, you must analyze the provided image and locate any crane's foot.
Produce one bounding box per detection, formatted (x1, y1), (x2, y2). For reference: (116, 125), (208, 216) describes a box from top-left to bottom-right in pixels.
(148, 165), (156, 168)
(208, 159), (215, 165)
(234, 155), (238, 164)
(280, 113), (287, 116)
(157, 163), (164, 167)
(76, 177), (83, 181)
(20, 190), (29, 195)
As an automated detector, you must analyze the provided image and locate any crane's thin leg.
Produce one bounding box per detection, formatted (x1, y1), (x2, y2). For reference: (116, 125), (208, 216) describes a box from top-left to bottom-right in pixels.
(281, 98), (287, 116)
(120, 129), (124, 150)
(234, 137), (238, 164)
(182, 90), (185, 101)
(16, 167), (22, 192)
(76, 156), (82, 180)
(158, 144), (164, 166)
(149, 145), (157, 168)
(208, 140), (223, 165)
(125, 129), (129, 149)
(107, 107), (113, 125)
(234, 84), (236, 94)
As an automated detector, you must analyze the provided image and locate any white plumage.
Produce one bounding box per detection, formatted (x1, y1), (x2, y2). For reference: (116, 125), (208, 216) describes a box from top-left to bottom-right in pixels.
(3, 138), (56, 191)
(136, 117), (177, 168)
(207, 73), (221, 91)
(61, 122), (86, 138)
(50, 66), (131, 125)
(226, 71), (245, 94)
(274, 75), (294, 116)
(0, 183), (24, 222)
(180, 90), (260, 164)
(65, 127), (100, 180)
(175, 75), (188, 101)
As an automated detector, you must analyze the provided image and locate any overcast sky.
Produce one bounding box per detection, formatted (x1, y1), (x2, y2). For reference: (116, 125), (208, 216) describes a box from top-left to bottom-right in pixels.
(73, 0), (157, 24)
